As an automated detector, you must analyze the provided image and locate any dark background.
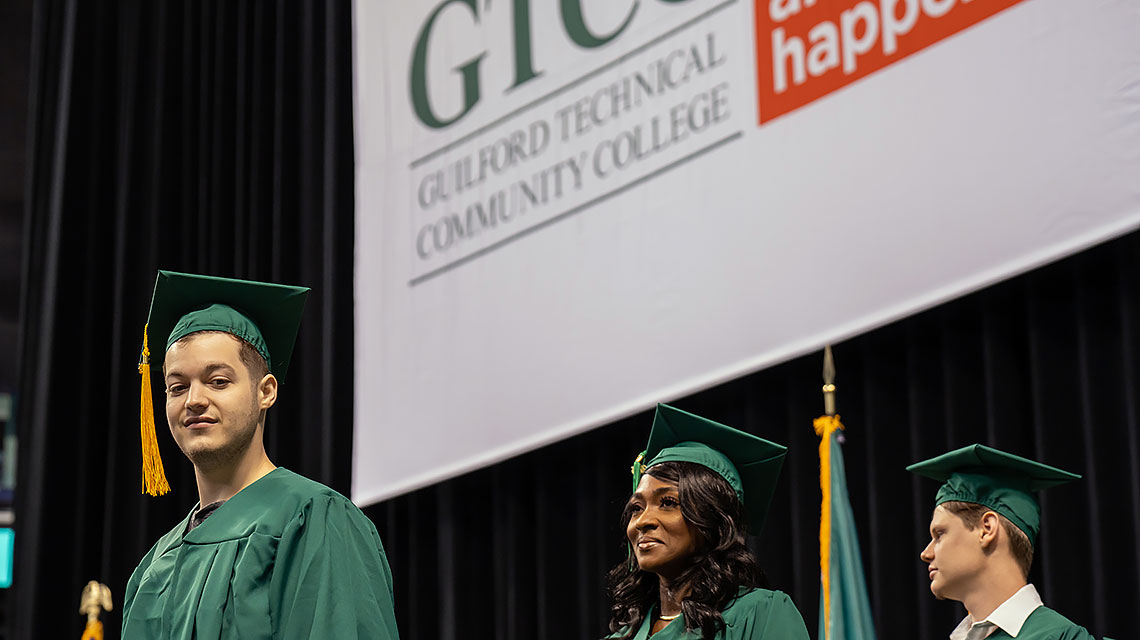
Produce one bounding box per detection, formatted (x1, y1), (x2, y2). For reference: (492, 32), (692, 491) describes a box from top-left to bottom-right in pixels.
(0, 0), (29, 393)
(7, 1), (1138, 639)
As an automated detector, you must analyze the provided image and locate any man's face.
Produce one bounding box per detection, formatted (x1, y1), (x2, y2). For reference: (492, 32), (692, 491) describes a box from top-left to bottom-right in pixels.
(626, 472), (701, 581)
(920, 504), (986, 602)
(163, 332), (271, 472)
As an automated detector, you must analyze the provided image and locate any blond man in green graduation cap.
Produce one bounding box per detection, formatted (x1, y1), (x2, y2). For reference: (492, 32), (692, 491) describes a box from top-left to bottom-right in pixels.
(908, 444), (1094, 640)
(121, 271), (400, 639)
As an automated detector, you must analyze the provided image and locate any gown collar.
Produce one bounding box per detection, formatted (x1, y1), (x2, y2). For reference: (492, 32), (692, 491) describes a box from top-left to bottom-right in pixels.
(631, 586), (755, 639)
(182, 467), (293, 544)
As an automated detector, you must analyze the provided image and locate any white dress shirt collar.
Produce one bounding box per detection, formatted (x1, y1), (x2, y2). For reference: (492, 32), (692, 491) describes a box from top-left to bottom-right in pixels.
(949, 584), (1044, 639)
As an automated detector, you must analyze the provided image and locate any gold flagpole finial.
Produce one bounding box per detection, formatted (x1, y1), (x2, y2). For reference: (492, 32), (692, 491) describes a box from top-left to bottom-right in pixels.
(822, 345), (837, 416)
(79, 580), (112, 640)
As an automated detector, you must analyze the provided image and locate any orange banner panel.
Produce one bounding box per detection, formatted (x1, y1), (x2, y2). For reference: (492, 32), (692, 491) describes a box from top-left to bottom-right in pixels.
(755, 0), (1030, 124)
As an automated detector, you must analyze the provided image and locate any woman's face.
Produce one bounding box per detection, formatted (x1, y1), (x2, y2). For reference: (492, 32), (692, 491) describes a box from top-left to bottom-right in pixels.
(626, 472), (700, 581)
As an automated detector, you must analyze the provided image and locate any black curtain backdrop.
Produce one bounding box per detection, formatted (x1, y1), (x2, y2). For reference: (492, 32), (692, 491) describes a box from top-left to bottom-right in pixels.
(14, 1), (1140, 639)
(14, 1), (353, 638)
(365, 230), (1140, 640)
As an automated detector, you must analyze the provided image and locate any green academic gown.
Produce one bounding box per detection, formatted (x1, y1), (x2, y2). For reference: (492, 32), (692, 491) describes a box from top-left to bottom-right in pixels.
(611, 588), (810, 640)
(122, 468), (399, 639)
(988, 605), (1095, 640)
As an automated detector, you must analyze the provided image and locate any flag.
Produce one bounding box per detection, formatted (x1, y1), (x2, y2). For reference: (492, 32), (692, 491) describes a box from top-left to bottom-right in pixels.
(815, 415), (877, 640)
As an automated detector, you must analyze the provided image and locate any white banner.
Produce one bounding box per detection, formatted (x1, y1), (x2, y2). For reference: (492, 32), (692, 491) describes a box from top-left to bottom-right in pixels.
(352, 0), (1140, 505)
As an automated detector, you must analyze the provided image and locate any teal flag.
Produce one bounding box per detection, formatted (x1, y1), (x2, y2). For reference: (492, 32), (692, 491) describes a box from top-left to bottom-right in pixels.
(815, 416), (876, 640)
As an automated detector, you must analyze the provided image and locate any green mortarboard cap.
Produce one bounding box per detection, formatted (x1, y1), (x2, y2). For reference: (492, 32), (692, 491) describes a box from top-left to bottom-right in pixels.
(631, 404), (788, 533)
(136, 270), (309, 497)
(906, 444), (1081, 547)
(142, 270), (310, 380)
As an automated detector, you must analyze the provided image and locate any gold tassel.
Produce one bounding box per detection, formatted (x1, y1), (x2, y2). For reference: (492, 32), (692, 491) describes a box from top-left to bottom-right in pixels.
(80, 619), (103, 640)
(814, 414), (844, 640)
(139, 325), (170, 496)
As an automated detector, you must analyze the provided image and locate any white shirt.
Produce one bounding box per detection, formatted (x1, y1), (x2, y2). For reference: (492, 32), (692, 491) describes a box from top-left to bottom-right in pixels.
(949, 584), (1044, 640)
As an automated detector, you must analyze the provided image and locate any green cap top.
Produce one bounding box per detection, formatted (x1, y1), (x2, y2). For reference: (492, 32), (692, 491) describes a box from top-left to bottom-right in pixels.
(906, 444), (1081, 547)
(631, 404), (788, 533)
(141, 271), (310, 381)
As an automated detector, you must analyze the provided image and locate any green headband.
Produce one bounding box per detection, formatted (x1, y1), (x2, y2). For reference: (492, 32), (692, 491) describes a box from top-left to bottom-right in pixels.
(168, 304), (272, 372)
(934, 472), (1042, 546)
(632, 442), (744, 504)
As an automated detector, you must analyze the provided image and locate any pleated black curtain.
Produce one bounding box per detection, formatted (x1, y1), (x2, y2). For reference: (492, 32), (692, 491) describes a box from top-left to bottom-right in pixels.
(364, 230), (1140, 640)
(15, 1), (354, 638)
(15, 0), (1140, 638)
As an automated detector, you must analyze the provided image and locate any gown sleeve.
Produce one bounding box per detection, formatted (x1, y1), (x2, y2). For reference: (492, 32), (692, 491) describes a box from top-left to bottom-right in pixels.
(122, 555), (145, 618)
(1011, 605), (1098, 640)
(751, 591), (810, 640)
(269, 494), (400, 639)
(121, 542), (159, 632)
(1063, 627), (1098, 640)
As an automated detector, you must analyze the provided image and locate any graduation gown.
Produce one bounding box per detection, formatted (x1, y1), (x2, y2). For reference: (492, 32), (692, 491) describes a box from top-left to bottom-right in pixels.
(611, 588), (810, 640)
(122, 468), (399, 639)
(988, 605), (1095, 640)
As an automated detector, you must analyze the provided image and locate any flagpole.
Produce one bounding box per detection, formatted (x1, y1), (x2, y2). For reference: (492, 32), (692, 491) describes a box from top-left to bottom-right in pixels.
(815, 346), (843, 638)
(815, 345), (877, 640)
(823, 344), (837, 417)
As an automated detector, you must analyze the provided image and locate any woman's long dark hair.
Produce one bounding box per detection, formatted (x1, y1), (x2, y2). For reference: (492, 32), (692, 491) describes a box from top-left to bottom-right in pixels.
(604, 461), (766, 639)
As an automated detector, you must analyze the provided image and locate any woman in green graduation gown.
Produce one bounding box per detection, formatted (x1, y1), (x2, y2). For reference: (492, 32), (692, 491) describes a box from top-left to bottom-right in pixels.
(604, 404), (810, 640)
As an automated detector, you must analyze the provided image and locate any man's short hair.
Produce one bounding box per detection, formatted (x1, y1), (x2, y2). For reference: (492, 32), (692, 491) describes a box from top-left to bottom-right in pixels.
(171, 330), (269, 383)
(941, 500), (1033, 578)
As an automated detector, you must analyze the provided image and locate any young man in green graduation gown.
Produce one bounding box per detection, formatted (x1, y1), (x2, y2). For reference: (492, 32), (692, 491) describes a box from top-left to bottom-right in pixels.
(908, 444), (1095, 640)
(121, 271), (400, 639)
